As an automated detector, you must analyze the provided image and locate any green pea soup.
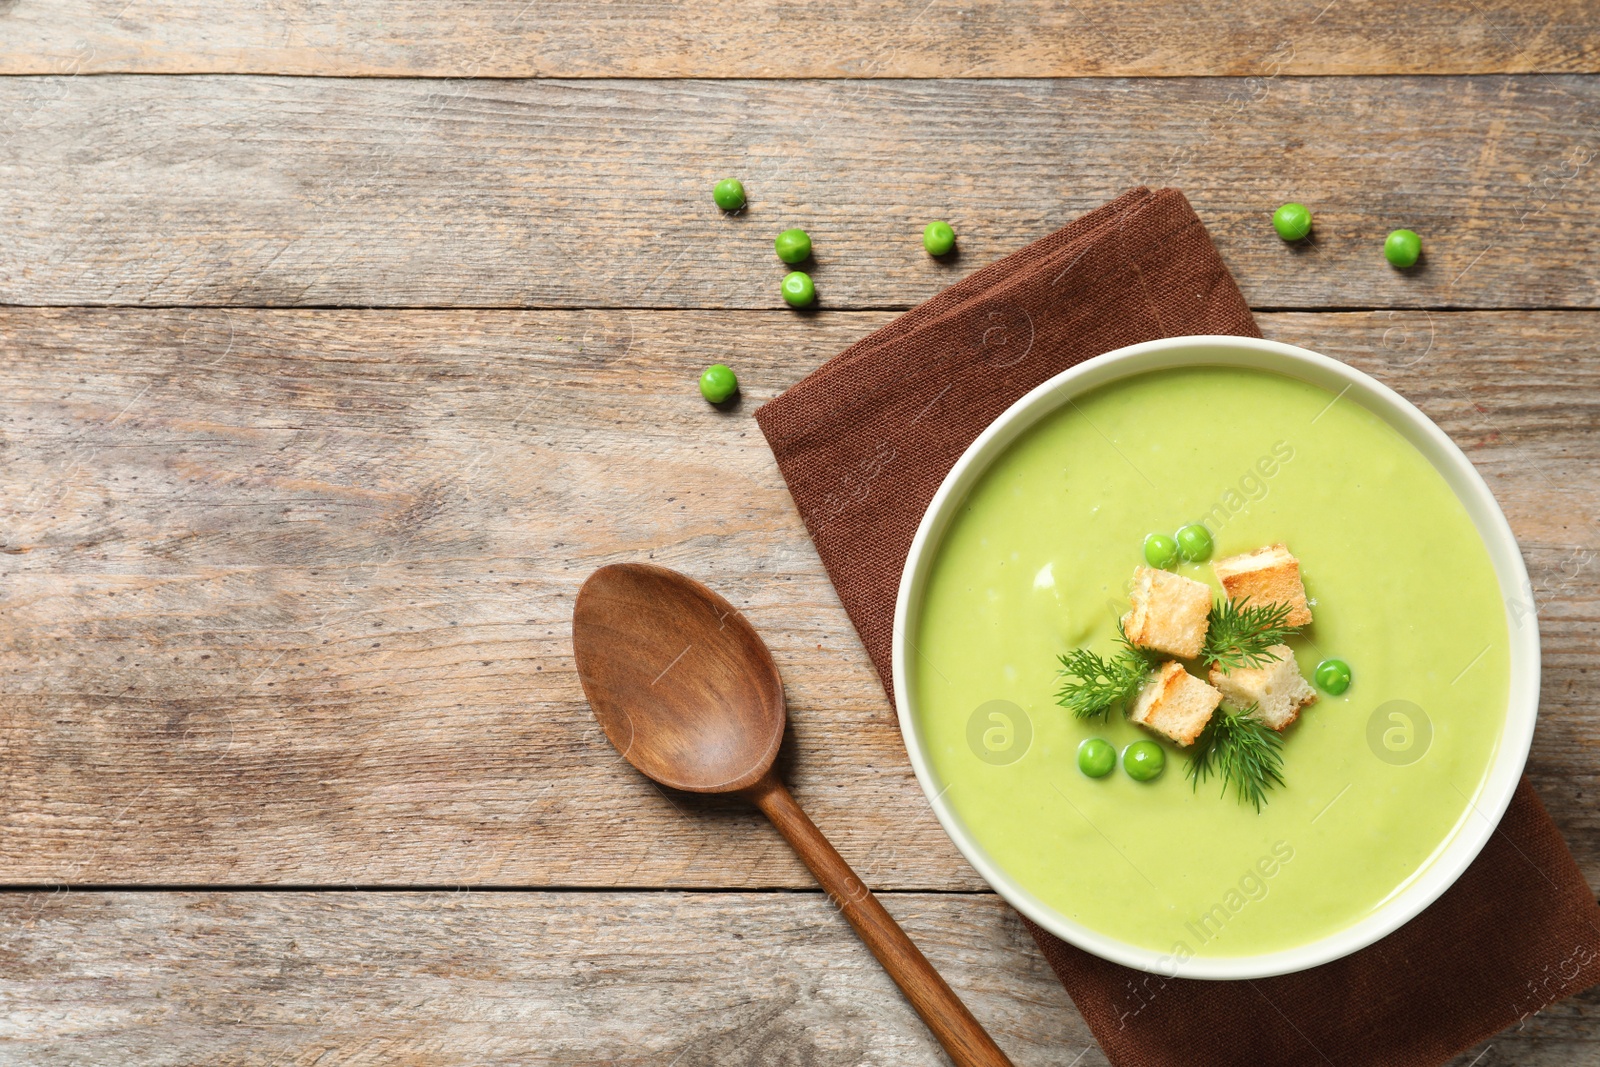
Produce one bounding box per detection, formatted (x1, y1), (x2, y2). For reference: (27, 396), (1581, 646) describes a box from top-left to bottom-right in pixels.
(908, 365), (1510, 960)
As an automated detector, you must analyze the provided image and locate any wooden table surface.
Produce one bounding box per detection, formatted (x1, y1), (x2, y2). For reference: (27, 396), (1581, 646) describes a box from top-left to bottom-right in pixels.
(3, 4), (1599, 1064)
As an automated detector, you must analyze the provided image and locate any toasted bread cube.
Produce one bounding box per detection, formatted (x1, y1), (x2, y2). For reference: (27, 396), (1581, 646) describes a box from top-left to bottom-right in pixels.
(1208, 645), (1318, 731)
(1211, 543), (1312, 627)
(1129, 661), (1222, 747)
(1121, 566), (1212, 659)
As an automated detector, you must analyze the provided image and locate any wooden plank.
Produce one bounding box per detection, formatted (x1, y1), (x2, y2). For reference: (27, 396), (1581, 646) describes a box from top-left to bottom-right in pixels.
(2, 76), (1598, 309)
(0, 891), (1092, 1066)
(0, 889), (1591, 1065)
(1, 0), (1596, 77)
(1, 307), (1595, 888)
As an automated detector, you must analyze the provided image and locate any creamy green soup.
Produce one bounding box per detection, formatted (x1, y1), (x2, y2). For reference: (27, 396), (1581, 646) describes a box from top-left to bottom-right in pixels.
(910, 366), (1509, 959)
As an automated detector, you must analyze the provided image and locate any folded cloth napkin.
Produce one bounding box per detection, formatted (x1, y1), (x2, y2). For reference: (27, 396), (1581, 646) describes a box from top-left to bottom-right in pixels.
(755, 187), (1600, 1066)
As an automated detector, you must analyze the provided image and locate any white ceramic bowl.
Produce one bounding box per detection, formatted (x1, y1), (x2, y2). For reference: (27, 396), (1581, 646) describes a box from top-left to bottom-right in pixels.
(892, 335), (1539, 980)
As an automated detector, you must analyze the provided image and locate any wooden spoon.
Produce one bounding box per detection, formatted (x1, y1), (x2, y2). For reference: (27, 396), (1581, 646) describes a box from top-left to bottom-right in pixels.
(572, 562), (1014, 1067)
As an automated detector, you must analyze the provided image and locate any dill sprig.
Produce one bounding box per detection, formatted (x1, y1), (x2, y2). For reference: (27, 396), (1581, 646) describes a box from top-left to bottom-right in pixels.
(1201, 596), (1298, 674)
(1186, 705), (1286, 812)
(1054, 644), (1150, 720)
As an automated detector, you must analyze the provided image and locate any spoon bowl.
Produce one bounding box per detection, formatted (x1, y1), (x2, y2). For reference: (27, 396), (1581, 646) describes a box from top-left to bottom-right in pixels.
(573, 563), (782, 793)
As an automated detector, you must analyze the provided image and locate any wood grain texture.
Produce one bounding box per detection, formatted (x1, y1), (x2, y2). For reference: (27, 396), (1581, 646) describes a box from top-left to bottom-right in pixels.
(3, 76), (1599, 309)
(1, 307), (1595, 888)
(0, 891), (1087, 1066)
(1, 0), (1596, 77)
(0, 890), (1590, 1066)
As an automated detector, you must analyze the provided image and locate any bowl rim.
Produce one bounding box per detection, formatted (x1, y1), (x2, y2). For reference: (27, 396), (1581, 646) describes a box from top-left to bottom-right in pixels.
(890, 334), (1540, 980)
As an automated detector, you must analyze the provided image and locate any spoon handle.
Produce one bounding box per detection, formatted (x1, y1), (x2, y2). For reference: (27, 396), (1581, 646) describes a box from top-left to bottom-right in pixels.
(749, 775), (1016, 1067)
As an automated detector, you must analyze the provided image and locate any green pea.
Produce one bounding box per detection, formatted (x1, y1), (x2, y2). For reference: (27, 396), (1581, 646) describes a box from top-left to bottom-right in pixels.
(774, 228), (812, 265)
(712, 178), (746, 212)
(1175, 524), (1213, 562)
(923, 221), (956, 257)
(1385, 229), (1421, 268)
(1078, 738), (1116, 778)
(1143, 532), (1179, 569)
(1272, 202), (1313, 242)
(699, 364), (739, 404)
(781, 271), (815, 308)
(1123, 740), (1166, 782)
(1314, 658), (1352, 695)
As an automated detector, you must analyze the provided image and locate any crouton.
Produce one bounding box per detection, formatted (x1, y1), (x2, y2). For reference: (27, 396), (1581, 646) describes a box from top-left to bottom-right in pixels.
(1208, 645), (1318, 731)
(1121, 566), (1212, 659)
(1129, 661), (1223, 747)
(1211, 543), (1312, 627)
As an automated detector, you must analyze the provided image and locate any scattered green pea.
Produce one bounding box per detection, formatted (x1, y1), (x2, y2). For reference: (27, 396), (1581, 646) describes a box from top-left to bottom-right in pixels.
(1143, 532), (1179, 569)
(923, 221), (956, 257)
(1384, 229), (1421, 268)
(1272, 202), (1313, 242)
(699, 364), (739, 404)
(712, 178), (746, 212)
(1123, 740), (1166, 782)
(1314, 658), (1352, 695)
(775, 228), (812, 265)
(1078, 738), (1116, 778)
(1175, 524), (1214, 563)
(781, 270), (816, 308)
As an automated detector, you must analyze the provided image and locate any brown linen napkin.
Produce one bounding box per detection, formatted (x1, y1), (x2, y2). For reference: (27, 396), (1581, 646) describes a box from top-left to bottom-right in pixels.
(755, 187), (1600, 1066)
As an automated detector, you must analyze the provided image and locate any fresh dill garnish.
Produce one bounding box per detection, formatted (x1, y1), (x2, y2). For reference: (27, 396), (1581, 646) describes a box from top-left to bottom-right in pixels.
(1113, 623), (1146, 658)
(1201, 596), (1299, 674)
(1054, 644), (1150, 720)
(1186, 705), (1286, 812)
